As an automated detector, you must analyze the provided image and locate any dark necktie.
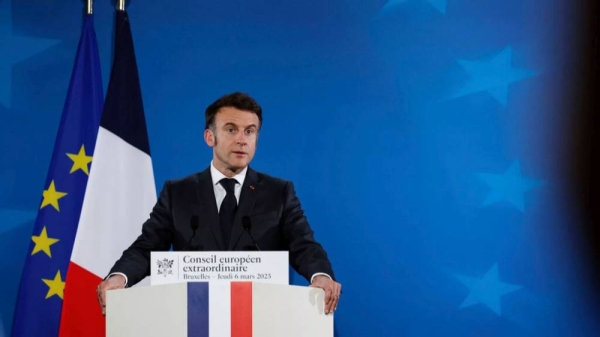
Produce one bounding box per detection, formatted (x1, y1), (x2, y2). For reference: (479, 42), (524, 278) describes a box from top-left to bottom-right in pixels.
(219, 178), (237, 248)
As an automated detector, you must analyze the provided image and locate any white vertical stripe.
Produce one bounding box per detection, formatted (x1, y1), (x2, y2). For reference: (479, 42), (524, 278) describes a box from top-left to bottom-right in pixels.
(71, 127), (156, 278)
(209, 282), (231, 337)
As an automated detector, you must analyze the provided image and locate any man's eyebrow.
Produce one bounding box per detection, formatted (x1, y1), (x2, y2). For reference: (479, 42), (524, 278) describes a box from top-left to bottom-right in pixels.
(222, 122), (257, 129)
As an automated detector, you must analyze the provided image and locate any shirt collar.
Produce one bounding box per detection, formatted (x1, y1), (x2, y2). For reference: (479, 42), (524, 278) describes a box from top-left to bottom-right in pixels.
(210, 161), (247, 187)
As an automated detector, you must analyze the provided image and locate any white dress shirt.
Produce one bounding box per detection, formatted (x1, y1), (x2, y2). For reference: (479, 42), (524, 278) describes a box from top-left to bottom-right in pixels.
(210, 161), (246, 210)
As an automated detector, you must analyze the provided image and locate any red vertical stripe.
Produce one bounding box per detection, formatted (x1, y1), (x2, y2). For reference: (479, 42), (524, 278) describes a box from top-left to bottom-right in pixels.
(59, 262), (105, 337)
(231, 282), (253, 337)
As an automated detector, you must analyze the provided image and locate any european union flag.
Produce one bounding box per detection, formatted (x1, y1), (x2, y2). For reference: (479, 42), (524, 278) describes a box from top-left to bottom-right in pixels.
(11, 14), (103, 337)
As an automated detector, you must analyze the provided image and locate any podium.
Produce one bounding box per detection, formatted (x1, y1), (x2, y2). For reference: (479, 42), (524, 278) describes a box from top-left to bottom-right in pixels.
(106, 281), (333, 337)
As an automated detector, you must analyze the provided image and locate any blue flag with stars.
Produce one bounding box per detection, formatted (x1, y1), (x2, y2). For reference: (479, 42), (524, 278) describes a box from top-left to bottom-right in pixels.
(11, 15), (103, 337)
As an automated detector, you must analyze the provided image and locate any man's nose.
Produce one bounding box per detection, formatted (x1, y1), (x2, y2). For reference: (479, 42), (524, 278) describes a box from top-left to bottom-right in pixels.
(236, 133), (247, 145)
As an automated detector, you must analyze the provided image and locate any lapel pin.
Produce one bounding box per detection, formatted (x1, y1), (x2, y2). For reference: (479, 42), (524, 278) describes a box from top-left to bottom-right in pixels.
(249, 185), (255, 190)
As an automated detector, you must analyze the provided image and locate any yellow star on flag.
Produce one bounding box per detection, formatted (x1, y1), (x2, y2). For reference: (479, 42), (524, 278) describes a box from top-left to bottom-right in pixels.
(31, 226), (59, 257)
(40, 180), (67, 211)
(42, 270), (65, 300)
(66, 144), (93, 175)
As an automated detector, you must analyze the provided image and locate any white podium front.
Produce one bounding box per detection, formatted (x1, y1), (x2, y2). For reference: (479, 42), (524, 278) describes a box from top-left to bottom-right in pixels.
(106, 281), (333, 337)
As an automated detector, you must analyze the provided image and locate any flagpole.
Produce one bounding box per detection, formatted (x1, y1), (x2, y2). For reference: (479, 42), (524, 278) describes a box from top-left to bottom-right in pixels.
(87, 0), (93, 15)
(117, 0), (125, 11)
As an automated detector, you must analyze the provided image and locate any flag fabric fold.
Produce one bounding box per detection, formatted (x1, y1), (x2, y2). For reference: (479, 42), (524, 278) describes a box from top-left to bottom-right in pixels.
(11, 15), (103, 337)
(58, 10), (156, 337)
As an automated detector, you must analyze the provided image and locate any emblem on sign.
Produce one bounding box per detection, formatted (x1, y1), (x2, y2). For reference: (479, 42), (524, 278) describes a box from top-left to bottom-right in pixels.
(157, 258), (174, 277)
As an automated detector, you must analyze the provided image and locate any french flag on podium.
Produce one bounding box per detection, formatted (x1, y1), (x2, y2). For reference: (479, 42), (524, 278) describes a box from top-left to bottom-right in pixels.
(106, 281), (333, 337)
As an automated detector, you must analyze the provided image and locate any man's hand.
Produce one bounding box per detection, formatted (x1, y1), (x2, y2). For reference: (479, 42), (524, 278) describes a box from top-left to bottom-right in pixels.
(97, 274), (126, 316)
(310, 275), (341, 315)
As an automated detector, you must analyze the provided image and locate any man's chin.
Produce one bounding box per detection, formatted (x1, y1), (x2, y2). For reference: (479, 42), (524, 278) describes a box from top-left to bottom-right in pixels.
(226, 161), (249, 171)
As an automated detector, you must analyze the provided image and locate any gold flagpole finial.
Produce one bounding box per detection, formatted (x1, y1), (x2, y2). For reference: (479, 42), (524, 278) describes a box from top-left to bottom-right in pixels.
(87, 0), (93, 15)
(117, 0), (125, 11)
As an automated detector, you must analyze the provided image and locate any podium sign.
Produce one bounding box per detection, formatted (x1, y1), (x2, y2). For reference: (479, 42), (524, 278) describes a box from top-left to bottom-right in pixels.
(150, 251), (289, 285)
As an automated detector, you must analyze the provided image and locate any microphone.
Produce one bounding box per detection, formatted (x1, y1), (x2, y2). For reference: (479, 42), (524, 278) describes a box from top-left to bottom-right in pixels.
(242, 216), (261, 251)
(183, 215), (200, 251)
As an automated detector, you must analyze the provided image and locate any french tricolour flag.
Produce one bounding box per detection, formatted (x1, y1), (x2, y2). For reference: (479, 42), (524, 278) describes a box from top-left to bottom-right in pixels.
(59, 9), (156, 337)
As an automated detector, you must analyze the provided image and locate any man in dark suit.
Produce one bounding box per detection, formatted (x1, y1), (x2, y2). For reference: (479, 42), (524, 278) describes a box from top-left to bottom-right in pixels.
(97, 92), (341, 315)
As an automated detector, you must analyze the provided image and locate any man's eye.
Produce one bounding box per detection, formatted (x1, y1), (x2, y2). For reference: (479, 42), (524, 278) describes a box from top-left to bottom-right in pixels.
(227, 128), (235, 133)
(245, 129), (255, 135)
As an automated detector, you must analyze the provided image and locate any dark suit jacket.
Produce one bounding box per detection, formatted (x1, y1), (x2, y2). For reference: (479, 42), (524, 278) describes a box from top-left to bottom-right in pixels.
(110, 166), (335, 286)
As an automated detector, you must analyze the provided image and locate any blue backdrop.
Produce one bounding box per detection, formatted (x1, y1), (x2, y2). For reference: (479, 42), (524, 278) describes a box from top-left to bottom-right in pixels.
(1, 0), (597, 336)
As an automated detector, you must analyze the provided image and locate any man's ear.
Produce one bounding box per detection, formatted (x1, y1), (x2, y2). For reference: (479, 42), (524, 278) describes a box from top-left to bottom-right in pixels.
(204, 129), (215, 147)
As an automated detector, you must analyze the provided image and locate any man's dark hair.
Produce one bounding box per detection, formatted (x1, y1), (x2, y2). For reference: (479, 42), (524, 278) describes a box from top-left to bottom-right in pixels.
(205, 92), (263, 130)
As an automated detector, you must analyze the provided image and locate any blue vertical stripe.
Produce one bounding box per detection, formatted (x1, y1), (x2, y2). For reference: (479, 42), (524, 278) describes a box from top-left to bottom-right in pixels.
(100, 10), (151, 156)
(187, 282), (209, 337)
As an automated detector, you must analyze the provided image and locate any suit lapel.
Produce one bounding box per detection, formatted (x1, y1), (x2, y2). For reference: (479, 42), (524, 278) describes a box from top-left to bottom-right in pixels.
(229, 167), (259, 250)
(195, 168), (224, 250)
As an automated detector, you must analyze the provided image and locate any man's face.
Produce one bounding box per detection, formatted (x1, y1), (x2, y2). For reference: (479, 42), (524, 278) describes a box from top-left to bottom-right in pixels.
(204, 107), (259, 176)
